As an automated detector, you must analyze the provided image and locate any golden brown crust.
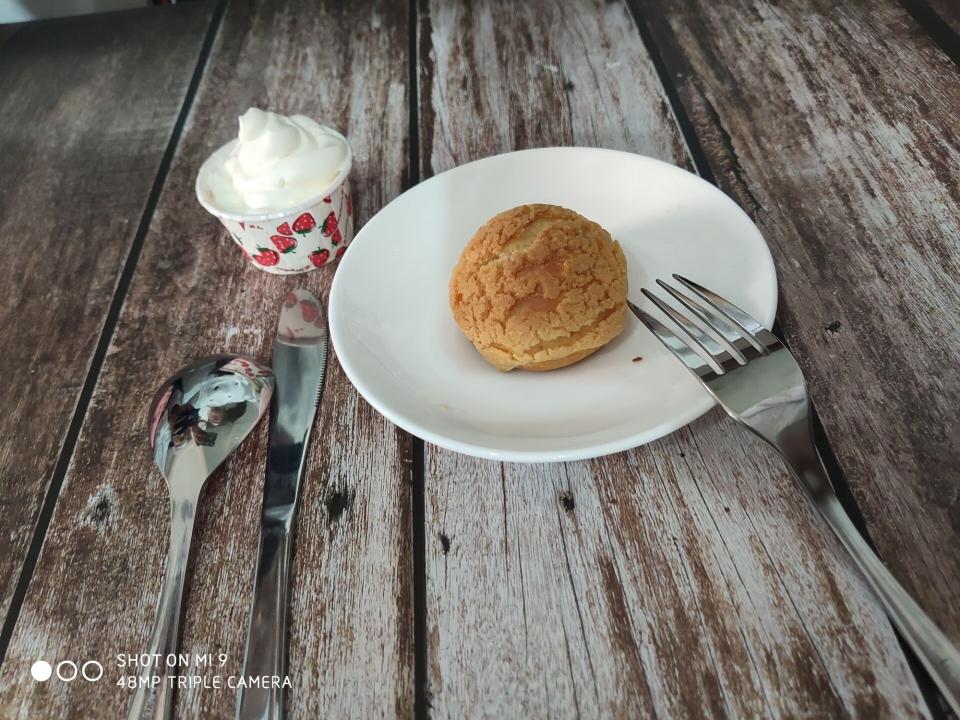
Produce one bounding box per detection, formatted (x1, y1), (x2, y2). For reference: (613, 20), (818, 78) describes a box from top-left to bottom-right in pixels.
(449, 204), (628, 372)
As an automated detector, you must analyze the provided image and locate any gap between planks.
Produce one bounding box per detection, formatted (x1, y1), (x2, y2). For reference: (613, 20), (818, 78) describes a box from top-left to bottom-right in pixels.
(623, 1), (957, 716)
(409, 5), (430, 720)
(420, 3), (936, 712)
(625, 0), (960, 718)
(0, 0), (229, 671)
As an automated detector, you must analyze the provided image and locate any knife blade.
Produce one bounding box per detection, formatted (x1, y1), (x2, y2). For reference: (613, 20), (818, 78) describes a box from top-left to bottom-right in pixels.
(237, 289), (328, 720)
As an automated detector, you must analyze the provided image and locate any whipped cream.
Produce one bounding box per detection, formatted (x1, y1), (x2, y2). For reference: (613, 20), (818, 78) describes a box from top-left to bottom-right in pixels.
(201, 108), (348, 214)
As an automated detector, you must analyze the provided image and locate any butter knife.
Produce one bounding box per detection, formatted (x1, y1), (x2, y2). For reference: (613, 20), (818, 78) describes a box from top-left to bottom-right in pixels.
(237, 289), (328, 720)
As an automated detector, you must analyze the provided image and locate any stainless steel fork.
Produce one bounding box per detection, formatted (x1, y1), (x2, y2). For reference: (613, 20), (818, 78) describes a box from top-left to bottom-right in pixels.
(628, 274), (960, 713)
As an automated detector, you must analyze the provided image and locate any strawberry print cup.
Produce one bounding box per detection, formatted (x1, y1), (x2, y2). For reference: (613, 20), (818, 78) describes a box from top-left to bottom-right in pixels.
(195, 132), (354, 274)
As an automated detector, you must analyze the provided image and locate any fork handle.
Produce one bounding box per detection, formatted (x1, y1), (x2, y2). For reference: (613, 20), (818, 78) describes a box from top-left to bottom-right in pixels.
(781, 432), (960, 713)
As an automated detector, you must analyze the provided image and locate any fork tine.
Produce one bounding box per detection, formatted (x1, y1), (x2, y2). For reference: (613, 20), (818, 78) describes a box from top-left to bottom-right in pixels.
(654, 279), (758, 362)
(626, 301), (715, 378)
(673, 275), (780, 351)
(641, 289), (741, 374)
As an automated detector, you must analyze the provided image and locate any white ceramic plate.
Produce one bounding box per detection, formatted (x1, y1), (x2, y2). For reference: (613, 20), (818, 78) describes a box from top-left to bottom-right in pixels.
(329, 148), (777, 462)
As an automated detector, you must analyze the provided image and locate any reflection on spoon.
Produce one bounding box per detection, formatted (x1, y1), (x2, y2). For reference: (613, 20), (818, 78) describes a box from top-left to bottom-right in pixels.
(128, 355), (273, 720)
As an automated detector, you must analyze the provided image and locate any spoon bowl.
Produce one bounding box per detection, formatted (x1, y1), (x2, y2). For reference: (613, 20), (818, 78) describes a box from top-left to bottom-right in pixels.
(129, 355), (273, 720)
(148, 355), (274, 489)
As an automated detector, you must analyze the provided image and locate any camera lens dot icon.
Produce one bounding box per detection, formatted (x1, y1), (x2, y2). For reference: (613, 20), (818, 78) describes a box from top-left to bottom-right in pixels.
(31, 660), (52, 682)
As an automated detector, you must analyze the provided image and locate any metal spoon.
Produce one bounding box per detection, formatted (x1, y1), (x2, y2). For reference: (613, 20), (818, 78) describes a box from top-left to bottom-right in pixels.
(128, 355), (274, 720)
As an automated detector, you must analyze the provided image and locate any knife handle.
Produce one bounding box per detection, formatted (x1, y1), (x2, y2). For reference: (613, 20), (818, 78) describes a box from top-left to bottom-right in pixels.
(237, 521), (292, 720)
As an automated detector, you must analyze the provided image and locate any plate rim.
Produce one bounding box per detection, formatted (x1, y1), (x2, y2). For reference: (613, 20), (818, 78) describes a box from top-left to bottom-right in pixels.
(329, 147), (778, 462)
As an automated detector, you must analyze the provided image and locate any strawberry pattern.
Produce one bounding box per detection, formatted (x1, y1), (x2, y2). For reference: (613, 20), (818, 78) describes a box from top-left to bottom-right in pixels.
(321, 212), (337, 237)
(221, 357), (273, 381)
(221, 357), (274, 394)
(292, 212), (316, 235)
(299, 299), (320, 322)
(271, 235), (297, 253)
(216, 177), (353, 274)
(253, 248), (280, 267)
(277, 289), (326, 341)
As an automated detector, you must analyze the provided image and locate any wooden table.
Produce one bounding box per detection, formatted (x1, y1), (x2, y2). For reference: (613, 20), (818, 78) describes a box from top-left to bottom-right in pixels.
(0, 0), (957, 717)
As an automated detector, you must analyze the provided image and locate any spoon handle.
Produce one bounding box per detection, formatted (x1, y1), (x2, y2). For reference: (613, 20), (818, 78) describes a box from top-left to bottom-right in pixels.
(127, 497), (197, 720)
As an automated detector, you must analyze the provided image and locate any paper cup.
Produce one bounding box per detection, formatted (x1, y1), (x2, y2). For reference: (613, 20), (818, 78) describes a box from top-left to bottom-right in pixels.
(195, 128), (354, 274)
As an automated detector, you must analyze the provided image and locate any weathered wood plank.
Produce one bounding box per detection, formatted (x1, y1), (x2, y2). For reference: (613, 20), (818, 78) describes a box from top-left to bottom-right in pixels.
(636, 0), (960, 643)
(418, 0), (929, 716)
(0, 1), (412, 718)
(0, 1), (214, 629)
